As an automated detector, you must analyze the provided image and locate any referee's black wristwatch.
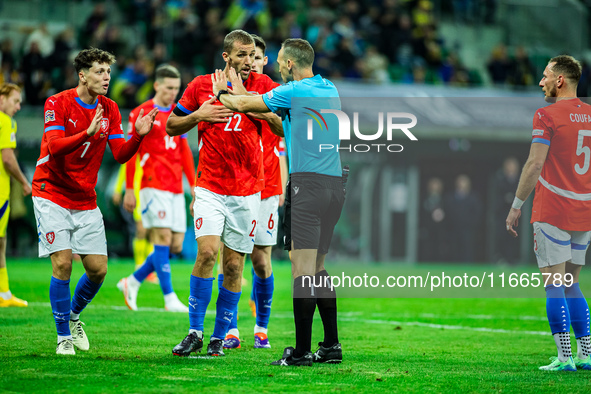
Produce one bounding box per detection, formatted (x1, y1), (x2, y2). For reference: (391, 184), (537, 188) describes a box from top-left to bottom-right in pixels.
(216, 90), (229, 101)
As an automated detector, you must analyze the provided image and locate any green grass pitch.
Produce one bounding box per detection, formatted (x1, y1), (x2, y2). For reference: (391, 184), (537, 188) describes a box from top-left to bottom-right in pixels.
(2, 259), (591, 393)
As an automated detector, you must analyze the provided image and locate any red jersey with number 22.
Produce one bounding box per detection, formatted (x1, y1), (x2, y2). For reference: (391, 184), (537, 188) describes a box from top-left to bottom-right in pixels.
(531, 98), (591, 231)
(177, 72), (277, 196)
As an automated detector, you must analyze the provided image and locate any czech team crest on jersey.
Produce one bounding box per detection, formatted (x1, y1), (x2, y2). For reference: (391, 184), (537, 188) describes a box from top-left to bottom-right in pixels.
(195, 218), (203, 230)
(46, 232), (55, 244)
(100, 118), (109, 137)
(158, 210), (166, 219)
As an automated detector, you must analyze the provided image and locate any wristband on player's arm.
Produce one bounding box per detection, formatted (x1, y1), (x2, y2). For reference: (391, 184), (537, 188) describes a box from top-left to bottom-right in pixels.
(512, 196), (524, 210)
(216, 90), (229, 102)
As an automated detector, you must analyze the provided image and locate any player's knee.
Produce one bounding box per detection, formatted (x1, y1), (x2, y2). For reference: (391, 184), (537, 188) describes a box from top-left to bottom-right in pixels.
(197, 247), (217, 266)
(87, 265), (108, 282)
(53, 259), (73, 277)
(171, 244), (183, 255)
(223, 259), (242, 281)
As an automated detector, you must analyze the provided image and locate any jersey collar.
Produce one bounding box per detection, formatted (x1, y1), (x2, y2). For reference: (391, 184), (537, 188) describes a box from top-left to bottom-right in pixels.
(75, 96), (99, 110)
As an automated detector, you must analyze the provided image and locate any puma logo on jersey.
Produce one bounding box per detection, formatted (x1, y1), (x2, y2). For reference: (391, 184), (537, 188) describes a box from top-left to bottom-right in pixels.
(69, 118), (78, 127)
(538, 112), (544, 119)
(48, 99), (55, 105)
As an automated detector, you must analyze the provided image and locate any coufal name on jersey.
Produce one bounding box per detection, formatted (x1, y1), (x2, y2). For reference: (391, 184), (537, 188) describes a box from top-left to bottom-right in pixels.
(569, 113), (591, 123)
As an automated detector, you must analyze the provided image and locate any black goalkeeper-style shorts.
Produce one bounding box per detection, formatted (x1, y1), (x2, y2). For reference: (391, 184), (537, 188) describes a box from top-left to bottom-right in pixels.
(283, 172), (345, 255)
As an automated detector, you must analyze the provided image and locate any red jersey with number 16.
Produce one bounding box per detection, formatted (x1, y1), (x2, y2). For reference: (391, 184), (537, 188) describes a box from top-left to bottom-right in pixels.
(176, 72), (277, 196)
(126, 100), (195, 194)
(531, 98), (591, 231)
(33, 88), (132, 210)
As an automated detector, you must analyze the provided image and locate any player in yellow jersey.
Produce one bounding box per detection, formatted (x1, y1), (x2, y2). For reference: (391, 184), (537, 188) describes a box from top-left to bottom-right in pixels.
(0, 83), (31, 307)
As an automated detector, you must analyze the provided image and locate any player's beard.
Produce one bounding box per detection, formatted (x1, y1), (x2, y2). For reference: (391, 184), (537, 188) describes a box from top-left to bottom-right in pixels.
(544, 84), (557, 102)
(282, 68), (294, 83)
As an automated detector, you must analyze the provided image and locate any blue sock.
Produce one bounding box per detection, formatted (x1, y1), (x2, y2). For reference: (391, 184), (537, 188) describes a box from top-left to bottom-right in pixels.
(546, 285), (570, 334)
(152, 245), (173, 295)
(212, 286), (241, 340)
(50, 277), (71, 336)
(565, 283), (591, 338)
(133, 253), (155, 283)
(219, 273), (239, 333)
(250, 266), (255, 302)
(254, 273), (274, 329)
(71, 273), (102, 315)
(189, 275), (213, 332)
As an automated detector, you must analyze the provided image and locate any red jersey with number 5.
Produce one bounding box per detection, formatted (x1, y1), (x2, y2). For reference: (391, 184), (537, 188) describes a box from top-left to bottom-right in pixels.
(176, 72), (277, 196)
(531, 98), (591, 231)
(33, 88), (125, 210)
(126, 99), (195, 193)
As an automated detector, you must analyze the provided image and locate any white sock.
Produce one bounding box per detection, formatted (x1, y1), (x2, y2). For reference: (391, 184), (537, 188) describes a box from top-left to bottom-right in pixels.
(254, 325), (267, 335)
(227, 328), (239, 338)
(189, 329), (202, 338)
(58, 335), (73, 344)
(164, 292), (178, 305)
(553, 332), (573, 362)
(577, 335), (591, 359)
(0, 291), (12, 300)
(70, 312), (80, 321)
(128, 275), (141, 287)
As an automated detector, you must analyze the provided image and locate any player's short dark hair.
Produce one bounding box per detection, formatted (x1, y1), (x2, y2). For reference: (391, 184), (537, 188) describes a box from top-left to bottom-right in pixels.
(73, 48), (116, 73)
(0, 83), (21, 98)
(155, 64), (181, 81)
(251, 34), (266, 54)
(281, 38), (314, 68)
(223, 30), (255, 54)
(549, 55), (582, 83)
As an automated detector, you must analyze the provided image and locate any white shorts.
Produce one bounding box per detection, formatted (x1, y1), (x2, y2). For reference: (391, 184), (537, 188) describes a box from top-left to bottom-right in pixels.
(255, 195), (280, 246)
(533, 222), (591, 268)
(192, 187), (261, 254)
(139, 188), (186, 233)
(33, 196), (107, 258)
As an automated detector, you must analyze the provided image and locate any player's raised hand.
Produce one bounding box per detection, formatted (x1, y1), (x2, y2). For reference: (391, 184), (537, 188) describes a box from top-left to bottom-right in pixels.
(87, 104), (104, 136)
(135, 107), (159, 136)
(506, 208), (521, 238)
(228, 68), (247, 95)
(197, 96), (234, 123)
(211, 69), (228, 96)
(123, 189), (136, 213)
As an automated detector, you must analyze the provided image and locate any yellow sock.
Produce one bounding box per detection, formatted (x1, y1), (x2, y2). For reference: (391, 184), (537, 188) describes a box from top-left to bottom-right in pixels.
(0, 267), (9, 293)
(133, 238), (144, 268)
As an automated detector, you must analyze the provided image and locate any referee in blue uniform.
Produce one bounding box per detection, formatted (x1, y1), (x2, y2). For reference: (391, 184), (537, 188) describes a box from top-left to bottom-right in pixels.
(211, 38), (346, 366)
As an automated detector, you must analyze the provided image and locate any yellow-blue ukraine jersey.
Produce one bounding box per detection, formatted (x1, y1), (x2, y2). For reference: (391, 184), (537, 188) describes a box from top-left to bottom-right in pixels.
(0, 110), (17, 200)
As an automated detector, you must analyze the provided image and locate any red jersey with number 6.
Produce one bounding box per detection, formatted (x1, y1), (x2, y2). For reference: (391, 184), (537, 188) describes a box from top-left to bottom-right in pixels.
(531, 98), (591, 231)
(33, 88), (125, 210)
(126, 100), (195, 194)
(176, 72), (277, 196)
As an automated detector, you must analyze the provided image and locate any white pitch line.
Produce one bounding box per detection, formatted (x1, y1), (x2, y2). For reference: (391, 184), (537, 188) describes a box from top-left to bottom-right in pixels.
(28, 302), (549, 336)
(340, 317), (550, 336)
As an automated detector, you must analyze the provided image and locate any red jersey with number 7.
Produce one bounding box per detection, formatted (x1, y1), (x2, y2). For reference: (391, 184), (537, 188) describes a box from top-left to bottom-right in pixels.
(126, 99), (195, 194)
(33, 88), (129, 210)
(531, 98), (591, 231)
(176, 72), (277, 196)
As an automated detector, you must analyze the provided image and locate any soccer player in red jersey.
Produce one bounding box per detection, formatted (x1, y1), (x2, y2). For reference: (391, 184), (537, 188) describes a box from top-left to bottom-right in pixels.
(32, 48), (157, 355)
(167, 30), (281, 357)
(221, 34), (288, 350)
(507, 55), (591, 371)
(117, 64), (195, 312)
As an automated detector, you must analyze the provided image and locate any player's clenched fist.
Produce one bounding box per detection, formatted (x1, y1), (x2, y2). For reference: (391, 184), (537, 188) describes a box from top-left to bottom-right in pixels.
(135, 107), (159, 136)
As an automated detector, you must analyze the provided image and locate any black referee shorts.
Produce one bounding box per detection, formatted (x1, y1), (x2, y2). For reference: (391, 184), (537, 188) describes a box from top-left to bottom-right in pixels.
(283, 172), (345, 255)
